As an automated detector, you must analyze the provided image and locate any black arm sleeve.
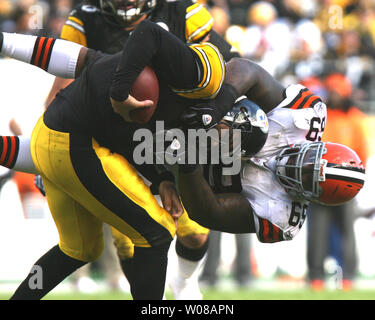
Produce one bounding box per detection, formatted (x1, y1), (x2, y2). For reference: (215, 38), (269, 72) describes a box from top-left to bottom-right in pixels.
(84, 48), (103, 67)
(212, 82), (239, 120)
(110, 20), (199, 102)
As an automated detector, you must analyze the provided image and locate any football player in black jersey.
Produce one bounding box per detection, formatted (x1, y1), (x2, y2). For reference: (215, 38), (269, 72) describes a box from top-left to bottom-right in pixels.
(45, 0), (237, 105)
(0, 3), (243, 297)
(43, 0), (238, 300)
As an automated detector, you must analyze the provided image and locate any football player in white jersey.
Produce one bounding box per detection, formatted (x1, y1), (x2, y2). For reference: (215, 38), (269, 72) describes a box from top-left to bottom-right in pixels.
(179, 58), (366, 242)
(238, 86), (326, 242)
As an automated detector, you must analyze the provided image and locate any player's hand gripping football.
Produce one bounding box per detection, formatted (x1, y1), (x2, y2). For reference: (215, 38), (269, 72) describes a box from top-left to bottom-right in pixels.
(159, 180), (184, 222)
(110, 95), (153, 122)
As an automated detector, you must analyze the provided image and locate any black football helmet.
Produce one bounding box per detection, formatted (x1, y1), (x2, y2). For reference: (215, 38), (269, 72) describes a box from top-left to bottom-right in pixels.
(223, 97), (269, 159)
(99, 0), (157, 27)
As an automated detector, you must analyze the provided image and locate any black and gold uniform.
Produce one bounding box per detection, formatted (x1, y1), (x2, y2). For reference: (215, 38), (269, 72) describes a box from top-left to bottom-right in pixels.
(61, 0), (236, 100)
(10, 1), (241, 301)
(62, 0), (237, 64)
(28, 48), (178, 299)
(64, 11), (225, 102)
(151, 0), (237, 61)
(57, 0), (238, 261)
(39, 36), (235, 251)
(27, 34), (237, 299)
(110, 19), (225, 103)
(40, 48), (175, 251)
(61, 2), (131, 53)
(152, 0), (213, 43)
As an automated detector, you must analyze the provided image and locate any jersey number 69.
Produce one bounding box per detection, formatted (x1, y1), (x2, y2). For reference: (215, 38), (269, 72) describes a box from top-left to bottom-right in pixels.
(306, 117), (326, 142)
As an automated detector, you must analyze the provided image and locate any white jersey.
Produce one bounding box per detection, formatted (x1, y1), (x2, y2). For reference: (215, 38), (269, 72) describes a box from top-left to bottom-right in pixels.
(241, 84), (327, 242)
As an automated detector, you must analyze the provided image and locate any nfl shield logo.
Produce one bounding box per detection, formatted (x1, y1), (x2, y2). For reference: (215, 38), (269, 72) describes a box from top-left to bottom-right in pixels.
(202, 114), (212, 126)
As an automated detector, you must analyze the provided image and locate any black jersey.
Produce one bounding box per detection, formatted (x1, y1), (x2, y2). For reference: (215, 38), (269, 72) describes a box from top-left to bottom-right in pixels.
(151, 0), (206, 42)
(44, 49), (191, 187)
(44, 49), (191, 157)
(53, 0), (239, 186)
(151, 0), (238, 61)
(61, 3), (131, 53)
(61, 1), (237, 60)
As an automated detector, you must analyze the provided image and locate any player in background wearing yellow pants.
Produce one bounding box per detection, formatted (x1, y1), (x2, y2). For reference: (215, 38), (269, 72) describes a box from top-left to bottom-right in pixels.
(44, 0), (239, 299)
(0, 0), (240, 298)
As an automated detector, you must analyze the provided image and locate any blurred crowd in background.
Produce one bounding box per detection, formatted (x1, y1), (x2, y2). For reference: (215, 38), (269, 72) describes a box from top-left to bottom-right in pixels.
(1, 0), (375, 292)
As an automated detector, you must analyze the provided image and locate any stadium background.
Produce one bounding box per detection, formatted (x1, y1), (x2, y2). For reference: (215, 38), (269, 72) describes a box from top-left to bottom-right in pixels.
(1, 0), (375, 300)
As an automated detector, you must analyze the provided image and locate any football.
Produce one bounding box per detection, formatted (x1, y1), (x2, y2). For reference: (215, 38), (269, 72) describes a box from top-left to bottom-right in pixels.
(129, 66), (159, 124)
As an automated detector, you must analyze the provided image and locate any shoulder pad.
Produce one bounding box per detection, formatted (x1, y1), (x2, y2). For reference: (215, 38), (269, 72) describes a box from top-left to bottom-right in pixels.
(80, 4), (100, 13)
(276, 84), (322, 111)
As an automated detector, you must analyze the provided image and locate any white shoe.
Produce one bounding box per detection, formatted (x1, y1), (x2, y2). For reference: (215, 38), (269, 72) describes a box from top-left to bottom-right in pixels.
(169, 275), (203, 300)
(75, 276), (98, 293)
(117, 276), (131, 293)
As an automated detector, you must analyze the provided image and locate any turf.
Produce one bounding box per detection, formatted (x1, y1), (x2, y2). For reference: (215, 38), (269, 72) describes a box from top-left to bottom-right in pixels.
(1, 289), (375, 300)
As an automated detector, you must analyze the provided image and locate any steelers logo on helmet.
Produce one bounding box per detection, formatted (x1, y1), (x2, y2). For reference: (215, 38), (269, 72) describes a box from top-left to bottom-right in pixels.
(224, 97), (269, 159)
(255, 109), (269, 134)
(99, 0), (157, 27)
(275, 141), (366, 206)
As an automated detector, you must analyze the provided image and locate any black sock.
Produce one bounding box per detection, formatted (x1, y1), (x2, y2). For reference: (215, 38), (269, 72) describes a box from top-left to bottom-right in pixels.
(130, 242), (171, 300)
(119, 258), (134, 284)
(10, 245), (87, 300)
(175, 238), (209, 262)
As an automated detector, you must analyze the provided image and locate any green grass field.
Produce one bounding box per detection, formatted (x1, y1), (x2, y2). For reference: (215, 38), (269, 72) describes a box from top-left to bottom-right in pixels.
(1, 288), (375, 300)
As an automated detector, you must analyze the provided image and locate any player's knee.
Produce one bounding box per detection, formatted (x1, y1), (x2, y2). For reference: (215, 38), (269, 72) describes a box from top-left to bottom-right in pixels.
(84, 245), (104, 262)
(135, 240), (171, 257)
(80, 245), (104, 262)
(62, 239), (104, 262)
(113, 236), (134, 260)
(177, 233), (209, 249)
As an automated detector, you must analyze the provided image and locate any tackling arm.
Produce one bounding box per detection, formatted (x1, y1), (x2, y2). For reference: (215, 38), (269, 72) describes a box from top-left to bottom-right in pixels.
(181, 57), (286, 129)
(225, 58), (285, 113)
(178, 166), (255, 233)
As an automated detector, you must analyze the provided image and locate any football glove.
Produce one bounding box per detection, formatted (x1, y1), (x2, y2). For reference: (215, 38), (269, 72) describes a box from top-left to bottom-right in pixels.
(153, 128), (200, 173)
(180, 84), (239, 130)
(153, 129), (187, 166)
(180, 102), (221, 130)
